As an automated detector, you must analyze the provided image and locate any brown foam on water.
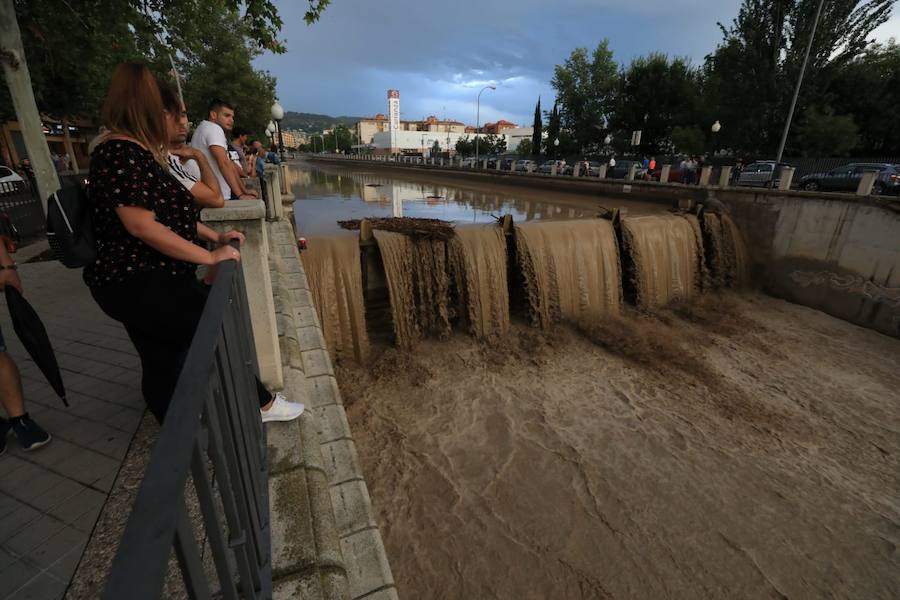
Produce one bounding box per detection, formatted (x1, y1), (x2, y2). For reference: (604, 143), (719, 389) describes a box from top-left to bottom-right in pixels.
(301, 234), (369, 362)
(515, 219), (622, 328)
(450, 224), (510, 338)
(703, 212), (750, 288)
(622, 214), (702, 308)
(374, 230), (451, 349)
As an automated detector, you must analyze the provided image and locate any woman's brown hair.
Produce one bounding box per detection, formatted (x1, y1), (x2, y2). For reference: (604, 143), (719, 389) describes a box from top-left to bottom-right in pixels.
(99, 62), (168, 167)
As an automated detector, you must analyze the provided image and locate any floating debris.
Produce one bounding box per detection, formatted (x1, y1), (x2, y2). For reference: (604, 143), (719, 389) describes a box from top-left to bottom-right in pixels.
(338, 217), (456, 241)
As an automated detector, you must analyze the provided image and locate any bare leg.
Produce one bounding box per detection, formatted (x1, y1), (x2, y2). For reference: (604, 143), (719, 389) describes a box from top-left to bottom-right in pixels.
(0, 352), (26, 418)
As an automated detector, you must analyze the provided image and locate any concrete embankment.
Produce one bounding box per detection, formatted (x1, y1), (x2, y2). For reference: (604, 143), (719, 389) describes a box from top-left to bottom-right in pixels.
(308, 157), (900, 337)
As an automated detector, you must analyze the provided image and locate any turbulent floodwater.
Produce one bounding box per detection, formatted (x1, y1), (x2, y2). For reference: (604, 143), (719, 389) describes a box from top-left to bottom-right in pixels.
(340, 294), (900, 599)
(292, 161), (899, 598)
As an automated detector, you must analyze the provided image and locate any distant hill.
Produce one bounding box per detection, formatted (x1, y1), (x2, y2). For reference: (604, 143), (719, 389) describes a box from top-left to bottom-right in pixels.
(281, 111), (360, 133)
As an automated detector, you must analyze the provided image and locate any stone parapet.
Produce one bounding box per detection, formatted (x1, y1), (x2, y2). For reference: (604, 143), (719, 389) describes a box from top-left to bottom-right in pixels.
(266, 219), (398, 600)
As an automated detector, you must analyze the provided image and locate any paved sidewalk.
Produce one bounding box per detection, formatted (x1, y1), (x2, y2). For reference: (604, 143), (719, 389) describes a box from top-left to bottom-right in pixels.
(0, 261), (144, 599)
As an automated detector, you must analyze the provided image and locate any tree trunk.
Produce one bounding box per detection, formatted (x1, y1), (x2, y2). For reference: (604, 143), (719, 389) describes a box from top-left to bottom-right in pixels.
(0, 0), (60, 214)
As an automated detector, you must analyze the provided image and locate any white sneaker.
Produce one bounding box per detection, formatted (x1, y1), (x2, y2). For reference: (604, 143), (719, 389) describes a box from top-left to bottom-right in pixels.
(260, 392), (305, 423)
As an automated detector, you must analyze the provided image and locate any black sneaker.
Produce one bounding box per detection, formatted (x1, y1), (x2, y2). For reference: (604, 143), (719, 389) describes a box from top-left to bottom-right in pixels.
(0, 418), (8, 457)
(10, 414), (51, 451)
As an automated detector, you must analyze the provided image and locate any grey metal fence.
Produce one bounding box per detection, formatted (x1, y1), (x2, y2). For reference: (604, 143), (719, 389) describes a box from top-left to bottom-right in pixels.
(102, 246), (272, 600)
(0, 180), (45, 240)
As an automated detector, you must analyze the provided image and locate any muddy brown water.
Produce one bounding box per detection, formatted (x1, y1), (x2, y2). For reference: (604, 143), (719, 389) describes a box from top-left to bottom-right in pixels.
(290, 160), (668, 237)
(290, 162), (900, 599)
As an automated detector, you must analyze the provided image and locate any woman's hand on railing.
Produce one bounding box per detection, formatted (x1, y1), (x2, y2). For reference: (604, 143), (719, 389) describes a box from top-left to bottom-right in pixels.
(219, 230), (246, 246)
(210, 245), (241, 264)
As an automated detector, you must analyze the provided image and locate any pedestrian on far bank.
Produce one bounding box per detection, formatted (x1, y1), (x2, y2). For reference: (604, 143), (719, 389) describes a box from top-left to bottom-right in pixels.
(190, 99), (258, 200)
(0, 237), (51, 455)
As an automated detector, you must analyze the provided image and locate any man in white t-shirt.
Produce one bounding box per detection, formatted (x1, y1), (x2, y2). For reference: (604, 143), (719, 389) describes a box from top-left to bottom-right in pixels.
(160, 84), (225, 208)
(190, 99), (258, 200)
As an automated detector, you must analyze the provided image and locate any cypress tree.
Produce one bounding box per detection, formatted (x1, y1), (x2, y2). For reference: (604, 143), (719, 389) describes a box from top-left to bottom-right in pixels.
(531, 97), (542, 157)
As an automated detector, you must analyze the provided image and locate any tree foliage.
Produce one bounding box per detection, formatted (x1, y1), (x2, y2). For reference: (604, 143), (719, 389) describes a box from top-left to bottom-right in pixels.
(611, 54), (703, 155)
(703, 0), (893, 155)
(177, 11), (277, 141)
(322, 124), (357, 153)
(516, 138), (533, 156)
(531, 97), (542, 157)
(550, 41), (618, 152)
(2, 0), (332, 122)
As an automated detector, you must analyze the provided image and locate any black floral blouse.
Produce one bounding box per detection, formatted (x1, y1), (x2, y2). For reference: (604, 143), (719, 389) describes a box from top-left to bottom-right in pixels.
(83, 140), (200, 288)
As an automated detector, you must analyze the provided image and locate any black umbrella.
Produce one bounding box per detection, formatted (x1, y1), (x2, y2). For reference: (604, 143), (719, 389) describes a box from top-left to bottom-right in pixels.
(5, 286), (68, 406)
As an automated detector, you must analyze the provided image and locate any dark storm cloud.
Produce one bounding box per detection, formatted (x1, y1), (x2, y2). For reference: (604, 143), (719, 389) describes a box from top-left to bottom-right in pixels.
(252, 0), (745, 126)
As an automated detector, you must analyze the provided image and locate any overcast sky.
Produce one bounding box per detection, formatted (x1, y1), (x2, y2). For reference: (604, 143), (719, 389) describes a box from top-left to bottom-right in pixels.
(253, 0), (900, 127)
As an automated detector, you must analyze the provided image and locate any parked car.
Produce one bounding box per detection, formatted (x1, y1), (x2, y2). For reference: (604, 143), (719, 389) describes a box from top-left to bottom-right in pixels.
(461, 157), (479, 168)
(798, 163), (900, 195)
(0, 166), (24, 184)
(538, 159), (566, 174)
(735, 161), (791, 187)
(607, 159), (647, 179)
(513, 159), (538, 172)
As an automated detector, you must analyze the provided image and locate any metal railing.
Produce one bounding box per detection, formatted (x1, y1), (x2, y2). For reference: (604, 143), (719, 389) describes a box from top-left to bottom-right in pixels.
(0, 180), (46, 240)
(103, 244), (272, 600)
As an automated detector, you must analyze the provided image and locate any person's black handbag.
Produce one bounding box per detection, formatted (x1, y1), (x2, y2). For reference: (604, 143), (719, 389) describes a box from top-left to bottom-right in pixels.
(47, 183), (96, 268)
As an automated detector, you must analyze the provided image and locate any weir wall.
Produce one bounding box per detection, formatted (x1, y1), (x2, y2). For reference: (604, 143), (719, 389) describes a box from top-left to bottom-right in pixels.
(307, 157), (900, 337)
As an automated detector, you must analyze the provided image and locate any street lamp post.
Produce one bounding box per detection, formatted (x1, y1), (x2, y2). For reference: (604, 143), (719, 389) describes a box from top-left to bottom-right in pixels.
(271, 100), (285, 162)
(475, 85), (496, 163)
(266, 120), (276, 150)
(553, 137), (560, 159)
(710, 120), (721, 156)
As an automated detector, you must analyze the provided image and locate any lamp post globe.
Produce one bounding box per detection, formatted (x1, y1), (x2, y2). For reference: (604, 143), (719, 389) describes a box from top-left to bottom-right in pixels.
(711, 120), (721, 133)
(271, 101), (284, 121)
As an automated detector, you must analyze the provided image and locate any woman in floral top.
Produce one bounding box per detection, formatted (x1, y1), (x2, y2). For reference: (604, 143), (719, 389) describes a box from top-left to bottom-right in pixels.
(85, 63), (303, 424)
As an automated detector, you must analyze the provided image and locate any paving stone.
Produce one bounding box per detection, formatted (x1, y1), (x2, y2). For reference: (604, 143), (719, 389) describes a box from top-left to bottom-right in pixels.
(309, 404), (352, 444)
(339, 528), (394, 600)
(0, 559), (42, 599)
(53, 449), (119, 487)
(27, 525), (85, 568)
(301, 349), (333, 378)
(28, 477), (86, 512)
(272, 570), (324, 600)
(46, 485), (106, 524)
(329, 480), (377, 538)
(305, 375), (342, 409)
(295, 306), (320, 329)
(268, 469), (317, 576)
(355, 587), (400, 600)
(266, 419), (304, 475)
(297, 326), (326, 352)
(320, 439), (363, 486)
(0, 547), (16, 571)
(0, 503), (40, 539)
(47, 539), (88, 580)
(4, 514), (67, 555)
(9, 571), (67, 600)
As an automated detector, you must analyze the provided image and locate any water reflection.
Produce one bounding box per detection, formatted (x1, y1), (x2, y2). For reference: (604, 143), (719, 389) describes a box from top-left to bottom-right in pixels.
(291, 161), (657, 236)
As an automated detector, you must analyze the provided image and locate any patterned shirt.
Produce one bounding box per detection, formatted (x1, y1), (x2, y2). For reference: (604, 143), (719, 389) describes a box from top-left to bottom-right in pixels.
(84, 139), (200, 288)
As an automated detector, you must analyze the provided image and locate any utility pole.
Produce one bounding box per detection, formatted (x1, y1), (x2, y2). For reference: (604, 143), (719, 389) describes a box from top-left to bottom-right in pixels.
(774, 0), (825, 167)
(0, 0), (59, 214)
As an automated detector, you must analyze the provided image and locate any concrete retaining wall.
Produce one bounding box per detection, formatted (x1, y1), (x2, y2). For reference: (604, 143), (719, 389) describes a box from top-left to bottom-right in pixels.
(718, 190), (900, 338)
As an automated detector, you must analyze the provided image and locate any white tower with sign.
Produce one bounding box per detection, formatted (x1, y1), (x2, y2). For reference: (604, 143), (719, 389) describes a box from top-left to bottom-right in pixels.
(388, 89), (400, 151)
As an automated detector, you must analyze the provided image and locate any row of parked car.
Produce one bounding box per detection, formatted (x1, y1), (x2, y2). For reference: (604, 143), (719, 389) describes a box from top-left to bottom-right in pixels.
(456, 156), (900, 195)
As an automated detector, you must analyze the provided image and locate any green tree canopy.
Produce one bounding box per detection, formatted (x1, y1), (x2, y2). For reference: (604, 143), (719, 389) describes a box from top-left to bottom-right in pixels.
(703, 0), (893, 155)
(531, 97), (542, 157)
(610, 54), (703, 156)
(550, 41), (618, 153)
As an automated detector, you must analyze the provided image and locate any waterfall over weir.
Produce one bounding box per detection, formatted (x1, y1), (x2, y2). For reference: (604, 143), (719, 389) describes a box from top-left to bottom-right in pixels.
(515, 220), (622, 327)
(450, 225), (510, 338)
(300, 234), (370, 362)
(373, 230), (451, 350)
(301, 210), (750, 357)
(622, 214), (704, 308)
